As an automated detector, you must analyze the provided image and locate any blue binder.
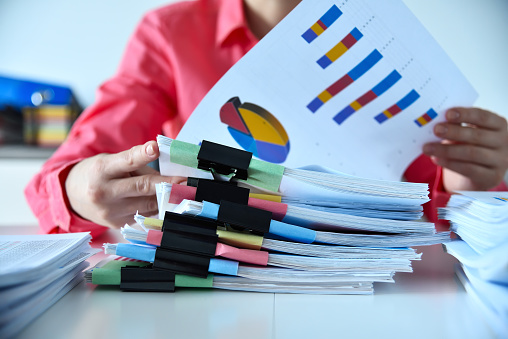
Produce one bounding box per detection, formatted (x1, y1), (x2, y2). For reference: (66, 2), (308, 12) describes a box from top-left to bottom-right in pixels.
(0, 75), (74, 110)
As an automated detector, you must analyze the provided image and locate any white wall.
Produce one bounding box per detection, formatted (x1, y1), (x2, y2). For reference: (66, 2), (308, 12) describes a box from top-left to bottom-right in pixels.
(0, 0), (507, 226)
(0, 0), (506, 113)
(0, 0), (174, 108)
(403, 0), (508, 119)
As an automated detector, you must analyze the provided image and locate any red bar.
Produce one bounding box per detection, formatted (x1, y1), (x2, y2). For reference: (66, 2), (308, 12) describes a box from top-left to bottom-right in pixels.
(317, 20), (327, 30)
(248, 198), (288, 221)
(215, 243), (269, 266)
(147, 230), (163, 246)
(168, 184), (197, 204)
(387, 104), (402, 115)
(422, 113), (433, 122)
(356, 90), (377, 106)
(327, 75), (354, 96)
(341, 33), (357, 49)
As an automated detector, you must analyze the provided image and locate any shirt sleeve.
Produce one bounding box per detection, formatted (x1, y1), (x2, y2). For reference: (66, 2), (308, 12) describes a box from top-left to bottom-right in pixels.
(404, 154), (508, 230)
(24, 11), (177, 237)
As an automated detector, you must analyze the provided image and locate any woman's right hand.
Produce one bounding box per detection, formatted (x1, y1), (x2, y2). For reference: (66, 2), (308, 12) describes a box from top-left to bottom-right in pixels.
(65, 140), (185, 228)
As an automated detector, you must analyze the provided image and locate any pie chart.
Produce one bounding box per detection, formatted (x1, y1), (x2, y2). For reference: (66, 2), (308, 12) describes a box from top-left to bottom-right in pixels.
(220, 97), (290, 163)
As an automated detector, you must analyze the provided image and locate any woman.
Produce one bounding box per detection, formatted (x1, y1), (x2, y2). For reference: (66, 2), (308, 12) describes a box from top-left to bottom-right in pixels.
(25, 0), (508, 236)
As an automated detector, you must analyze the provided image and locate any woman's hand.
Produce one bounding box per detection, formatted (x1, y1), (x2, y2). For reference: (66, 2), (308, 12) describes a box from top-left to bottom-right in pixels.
(65, 140), (185, 228)
(423, 107), (508, 192)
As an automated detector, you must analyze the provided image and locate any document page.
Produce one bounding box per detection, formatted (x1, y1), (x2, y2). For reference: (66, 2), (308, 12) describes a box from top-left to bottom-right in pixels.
(176, 0), (476, 181)
(0, 232), (92, 287)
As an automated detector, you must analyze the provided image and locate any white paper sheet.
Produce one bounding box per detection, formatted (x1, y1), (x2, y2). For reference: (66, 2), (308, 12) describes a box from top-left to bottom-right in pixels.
(175, 0), (476, 181)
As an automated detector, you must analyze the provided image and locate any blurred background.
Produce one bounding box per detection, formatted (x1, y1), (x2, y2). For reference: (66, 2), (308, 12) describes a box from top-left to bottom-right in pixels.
(0, 0), (507, 225)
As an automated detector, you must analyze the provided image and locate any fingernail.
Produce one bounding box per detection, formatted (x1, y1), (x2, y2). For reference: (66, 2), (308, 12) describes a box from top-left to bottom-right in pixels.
(447, 109), (460, 121)
(435, 124), (447, 136)
(146, 144), (155, 156)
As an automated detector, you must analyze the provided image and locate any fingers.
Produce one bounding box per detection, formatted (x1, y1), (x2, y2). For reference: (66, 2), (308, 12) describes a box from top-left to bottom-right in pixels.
(424, 143), (501, 168)
(103, 141), (160, 178)
(167, 176), (188, 184)
(445, 107), (507, 131)
(108, 173), (168, 199)
(433, 158), (498, 190)
(101, 196), (160, 228)
(121, 196), (159, 219)
(433, 108), (508, 148)
(433, 123), (501, 148)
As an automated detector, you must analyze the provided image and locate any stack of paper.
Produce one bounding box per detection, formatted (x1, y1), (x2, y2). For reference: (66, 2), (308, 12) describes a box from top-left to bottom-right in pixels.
(87, 0), (477, 295)
(440, 191), (508, 337)
(0, 233), (100, 338)
(86, 137), (449, 295)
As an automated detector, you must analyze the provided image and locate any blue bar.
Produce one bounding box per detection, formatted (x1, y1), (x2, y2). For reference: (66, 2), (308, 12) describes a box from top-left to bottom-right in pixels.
(350, 27), (363, 41)
(320, 5), (342, 27)
(333, 105), (355, 125)
(372, 70), (402, 96)
(209, 258), (239, 276)
(317, 55), (333, 69)
(307, 97), (324, 113)
(116, 243), (156, 262)
(397, 90), (420, 110)
(427, 108), (438, 119)
(374, 113), (389, 124)
(302, 29), (318, 43)
(199, 201), (220, 220)
(348, 50), (383, 81)
(269, 220), (316, 244)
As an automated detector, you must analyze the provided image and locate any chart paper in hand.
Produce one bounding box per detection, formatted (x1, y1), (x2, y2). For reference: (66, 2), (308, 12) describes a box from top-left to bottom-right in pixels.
(176, 0), (477, 181)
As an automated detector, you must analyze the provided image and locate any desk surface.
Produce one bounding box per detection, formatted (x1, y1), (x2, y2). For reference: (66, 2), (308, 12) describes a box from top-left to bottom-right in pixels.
(2, 226), (495, 339)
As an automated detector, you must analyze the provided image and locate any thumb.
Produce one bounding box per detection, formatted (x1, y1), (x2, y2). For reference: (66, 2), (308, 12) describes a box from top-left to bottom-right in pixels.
(103, 140), (160, 178)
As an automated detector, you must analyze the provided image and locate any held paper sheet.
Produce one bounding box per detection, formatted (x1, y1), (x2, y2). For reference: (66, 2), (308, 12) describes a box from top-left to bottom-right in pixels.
(175, 0), (476, 181)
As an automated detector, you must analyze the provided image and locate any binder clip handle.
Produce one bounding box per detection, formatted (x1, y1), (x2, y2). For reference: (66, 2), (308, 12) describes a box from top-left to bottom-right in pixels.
(197, 140), (252, 181)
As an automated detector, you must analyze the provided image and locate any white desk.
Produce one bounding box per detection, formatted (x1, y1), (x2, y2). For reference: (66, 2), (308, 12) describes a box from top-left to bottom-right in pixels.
(1, 226), (495, 339)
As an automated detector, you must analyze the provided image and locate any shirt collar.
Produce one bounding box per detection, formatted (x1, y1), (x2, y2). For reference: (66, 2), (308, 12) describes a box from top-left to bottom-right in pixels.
(216, 0), (254, 47)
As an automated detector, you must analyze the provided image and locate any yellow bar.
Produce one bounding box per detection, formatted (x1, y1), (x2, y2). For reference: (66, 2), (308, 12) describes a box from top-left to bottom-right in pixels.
(144, 217), (163, 229)
(38, 130), (68, 138)
(326, 42), (348, 62)
(249, 193), (281, 203)
(350, 101), (362, 111)
(383, 110), (393, 118)
(317, 90), (333, 103)
(310, 22), (325, 35)
(217, 230), (263, 250)
(37, 106), (73, 118)
(417, 117), (427, 126)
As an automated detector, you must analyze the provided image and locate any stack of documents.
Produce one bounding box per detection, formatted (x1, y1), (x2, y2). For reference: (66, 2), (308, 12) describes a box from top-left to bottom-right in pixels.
(86, 137), (450, 295)
(440, 191), (508, 337)
(0, 233), (100, 338)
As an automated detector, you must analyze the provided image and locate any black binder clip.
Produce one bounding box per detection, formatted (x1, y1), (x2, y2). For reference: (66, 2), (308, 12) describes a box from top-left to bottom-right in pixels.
(162, 211), (217, 237)
(197, 140), (252, 180)
(217, 200), (272, 235)
(159, 231), (218, 257)
(187, 178), (250, 205)
(120, 265), (175, 292)
(153, 247), (211, 278)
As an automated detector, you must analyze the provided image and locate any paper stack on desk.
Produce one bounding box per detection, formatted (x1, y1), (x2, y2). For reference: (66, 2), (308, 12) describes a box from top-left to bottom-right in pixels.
(0, 233), (100, 338)
(440, 191), (508, 337)
(87, 137), (449, 295)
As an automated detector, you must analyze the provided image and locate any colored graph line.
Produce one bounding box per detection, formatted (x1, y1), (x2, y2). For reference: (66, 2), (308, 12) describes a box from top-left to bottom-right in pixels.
(494, 197), (508, 202)
(374, 90), (420, 123)
(302, 5), (342, 43)
(333, 70), (402, 125)
(317, 28), (363, 69)
(414, 108), (438, 127)
(308, 50), (383, 113)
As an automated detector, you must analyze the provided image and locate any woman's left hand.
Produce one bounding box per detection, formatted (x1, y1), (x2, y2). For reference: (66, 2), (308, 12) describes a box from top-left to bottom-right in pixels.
(423, 107), (508, 192)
